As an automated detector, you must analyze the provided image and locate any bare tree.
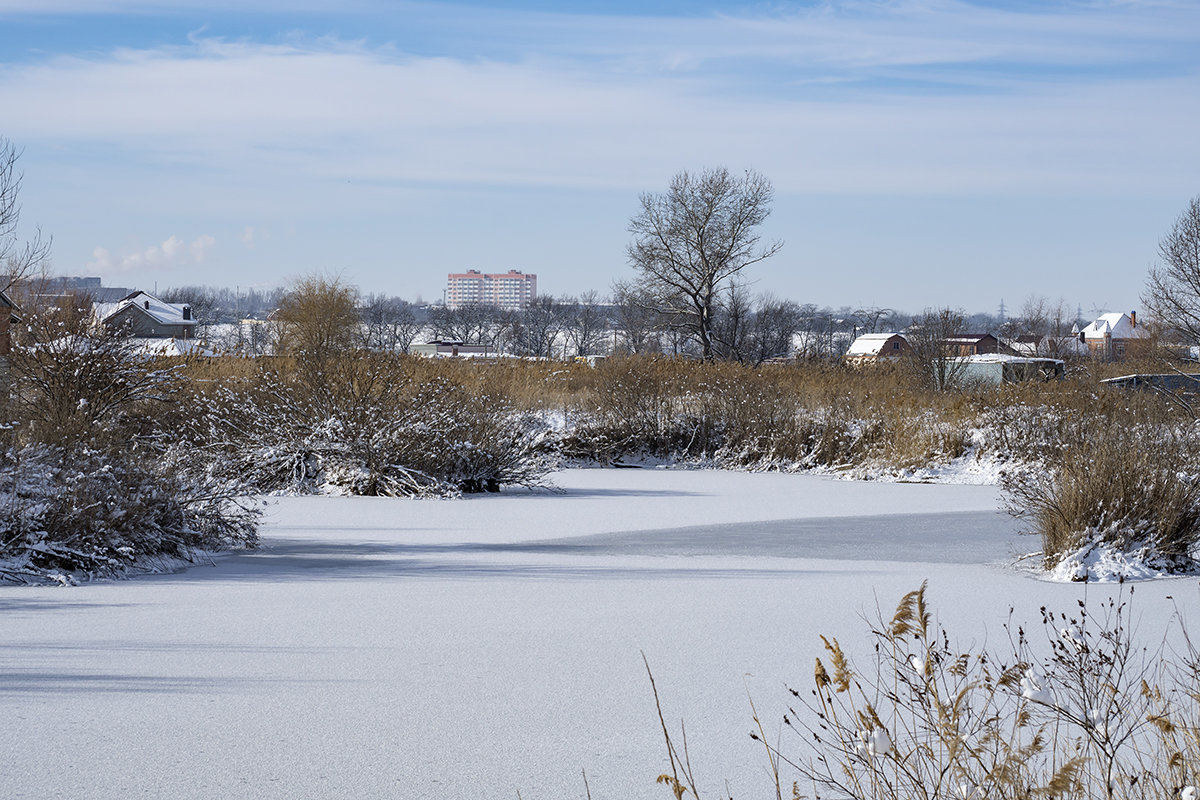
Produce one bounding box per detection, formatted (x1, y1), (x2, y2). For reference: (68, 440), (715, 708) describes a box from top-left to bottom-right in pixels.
(0, 138), (51, 290)
(626, 167), (783, 360)
(794, 304), (837, 361)
(428, 302), (498, 346)
(272, 274), (361, 362)
(712, 282), (754, 362)
(611, 282), (662, 355)
(906, 307), (968, 391)
(359, 294), (423, 354)
(512, 295), (570, 358)
(852, 306), (893, 335)
(1144, 195), (1200, 345)
(563, 291), (609, 358)
(1017, 294), (1053, 339)
(748, 294), (802, 363)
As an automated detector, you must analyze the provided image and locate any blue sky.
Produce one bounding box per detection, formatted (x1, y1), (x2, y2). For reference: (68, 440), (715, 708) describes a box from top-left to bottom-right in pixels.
(2, 0), (1198, 314)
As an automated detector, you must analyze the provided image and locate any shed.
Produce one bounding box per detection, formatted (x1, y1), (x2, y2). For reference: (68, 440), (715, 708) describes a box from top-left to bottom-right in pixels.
(957, 354), (1064, 385)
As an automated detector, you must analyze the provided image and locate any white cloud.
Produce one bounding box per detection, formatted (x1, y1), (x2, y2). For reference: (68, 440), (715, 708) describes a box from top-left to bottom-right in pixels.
(1, 3), (1198, 199)
(87, 234), (217, 274)
(191, 234), (215, 261)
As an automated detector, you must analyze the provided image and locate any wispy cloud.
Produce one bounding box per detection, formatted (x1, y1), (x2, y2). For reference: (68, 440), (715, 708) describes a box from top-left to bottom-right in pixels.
(87, 234), (216, 275)
(1, 23), (1197, 197)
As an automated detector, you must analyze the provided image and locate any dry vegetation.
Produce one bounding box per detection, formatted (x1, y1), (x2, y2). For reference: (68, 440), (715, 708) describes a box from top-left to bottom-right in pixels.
(181, 351), (1200, 575)
(3, 340), (1199, 581)
(652, 583), (1200, 800)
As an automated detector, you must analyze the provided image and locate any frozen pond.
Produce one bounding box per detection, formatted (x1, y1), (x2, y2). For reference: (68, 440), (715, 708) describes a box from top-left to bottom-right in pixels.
(0, 469), (1193, 799)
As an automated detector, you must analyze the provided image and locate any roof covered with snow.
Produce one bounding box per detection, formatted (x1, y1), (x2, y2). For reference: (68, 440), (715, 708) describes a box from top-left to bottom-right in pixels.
(1080, 312), (1149, 340)
(95, 291), (196, 328)
(960, 353), (1063, 365)
(845, 332), (904, 357)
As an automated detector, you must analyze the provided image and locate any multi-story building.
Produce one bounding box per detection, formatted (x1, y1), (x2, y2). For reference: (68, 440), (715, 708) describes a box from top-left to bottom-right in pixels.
(446, 269), (537, 311)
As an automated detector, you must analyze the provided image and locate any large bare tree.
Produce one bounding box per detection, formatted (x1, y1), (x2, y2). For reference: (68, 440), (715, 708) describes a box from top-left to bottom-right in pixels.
(906, 307), (968, 391)
(1, 138), (51, 290)
(1144, 195), (1200, 344)
(626, 167), (782, 360)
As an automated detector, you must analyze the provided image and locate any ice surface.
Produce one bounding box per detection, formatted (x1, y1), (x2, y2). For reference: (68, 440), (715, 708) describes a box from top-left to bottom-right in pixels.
(0, 469), (1194, 799)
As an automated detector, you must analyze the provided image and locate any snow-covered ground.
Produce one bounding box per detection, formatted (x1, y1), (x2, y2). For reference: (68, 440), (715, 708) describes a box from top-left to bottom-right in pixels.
(1, 469), (1195, 799)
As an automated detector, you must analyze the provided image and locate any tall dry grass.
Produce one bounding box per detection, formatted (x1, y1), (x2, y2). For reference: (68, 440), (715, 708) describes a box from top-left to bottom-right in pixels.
(648, 584), (1200, 800)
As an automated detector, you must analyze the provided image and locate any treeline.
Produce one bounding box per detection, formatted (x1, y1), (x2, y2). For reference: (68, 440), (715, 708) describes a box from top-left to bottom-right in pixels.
(165, 275), (1085, 362)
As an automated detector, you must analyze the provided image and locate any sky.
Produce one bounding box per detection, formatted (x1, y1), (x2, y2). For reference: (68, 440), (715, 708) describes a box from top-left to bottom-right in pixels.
(1, 0), (1198, 314)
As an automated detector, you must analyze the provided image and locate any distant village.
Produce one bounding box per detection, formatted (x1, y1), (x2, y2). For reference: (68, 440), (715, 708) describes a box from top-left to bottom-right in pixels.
(3, 271), (1163, 385)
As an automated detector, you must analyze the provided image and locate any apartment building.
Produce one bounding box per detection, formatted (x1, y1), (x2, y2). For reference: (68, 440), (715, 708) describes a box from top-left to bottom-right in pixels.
(446, 269), (537, 311)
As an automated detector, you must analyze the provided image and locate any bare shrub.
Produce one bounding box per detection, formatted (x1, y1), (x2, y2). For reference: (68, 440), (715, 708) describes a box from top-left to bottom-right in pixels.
(647, 584), (1200, 799)
(0, 442), (258, 582)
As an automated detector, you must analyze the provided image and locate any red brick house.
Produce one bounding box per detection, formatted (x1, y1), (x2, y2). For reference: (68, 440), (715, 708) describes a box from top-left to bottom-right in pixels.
(1079, 312), (1150, 361)
(844, 333), (908, 363)
(943, 333), (1005, 357)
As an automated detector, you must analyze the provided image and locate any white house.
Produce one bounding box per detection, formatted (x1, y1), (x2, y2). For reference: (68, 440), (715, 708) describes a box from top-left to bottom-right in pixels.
(1079, 311), (1150, 361)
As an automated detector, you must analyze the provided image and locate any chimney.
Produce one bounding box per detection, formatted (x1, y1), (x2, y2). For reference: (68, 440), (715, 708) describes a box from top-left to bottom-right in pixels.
(183, 305), (192, 321)
(144, 300), (150, 310)
(1130, 310), (1136, 328)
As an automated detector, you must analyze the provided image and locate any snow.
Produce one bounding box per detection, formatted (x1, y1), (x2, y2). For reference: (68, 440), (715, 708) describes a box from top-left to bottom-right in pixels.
(1045, 533), (1197, 582)
(0, 468), (1195, 799)
(845, 332), (902, 357)
(1080, 312), (1149, 340)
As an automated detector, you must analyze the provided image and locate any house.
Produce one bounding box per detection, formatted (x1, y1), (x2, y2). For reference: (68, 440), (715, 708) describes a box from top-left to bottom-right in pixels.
(94, 291), (198, 339)
(1006, 333), (1088, 359)
(943, 333), (1006, 357)
(1078, 311), (1150, 361)
(844, 333), (907, 363)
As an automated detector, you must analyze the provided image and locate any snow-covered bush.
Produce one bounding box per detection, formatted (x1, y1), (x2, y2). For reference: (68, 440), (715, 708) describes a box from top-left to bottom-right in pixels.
(0, 306), (261, 583)
(1003, 421), (1200, 578)
(0, 441), (258, 583)
(184, 356), (553, 496)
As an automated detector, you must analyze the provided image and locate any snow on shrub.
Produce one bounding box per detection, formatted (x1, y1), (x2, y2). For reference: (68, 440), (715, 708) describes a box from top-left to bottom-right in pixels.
(1003, 421), (1200, 579)
(186, 358), (553, 497)
(0, 308), (261, 584)
(0, 442), (258, 584)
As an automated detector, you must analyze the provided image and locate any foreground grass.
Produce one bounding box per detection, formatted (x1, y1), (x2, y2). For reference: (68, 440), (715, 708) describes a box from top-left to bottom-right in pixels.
(651, 583), (1200, 800)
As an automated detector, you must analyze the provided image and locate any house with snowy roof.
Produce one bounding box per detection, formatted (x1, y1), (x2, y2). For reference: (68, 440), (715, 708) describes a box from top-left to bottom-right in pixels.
(844, 332), (907, 364)
(1006, 332), (1088, 359)
(94, 291), (197, 340)
(1079, 311), (1150, 361)
(942, 333), (1008, 357)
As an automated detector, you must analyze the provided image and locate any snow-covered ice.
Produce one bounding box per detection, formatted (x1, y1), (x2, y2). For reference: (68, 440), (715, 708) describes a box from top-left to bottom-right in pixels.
(0, 468), (1195, 799)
